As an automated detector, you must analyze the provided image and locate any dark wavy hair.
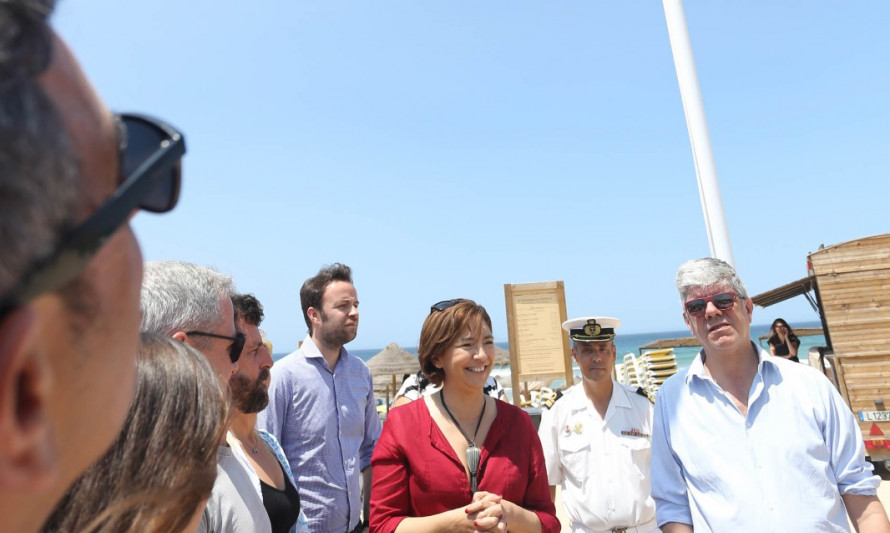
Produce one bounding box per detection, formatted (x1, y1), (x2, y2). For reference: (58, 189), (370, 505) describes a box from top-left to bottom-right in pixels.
(768, 318), (798, 344)
(233, 292), (264, 327)
(417, 299), (492, 387)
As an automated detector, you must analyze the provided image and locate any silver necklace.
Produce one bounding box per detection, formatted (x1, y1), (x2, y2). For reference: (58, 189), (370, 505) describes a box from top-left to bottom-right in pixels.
(242, 433), (260, 454)
(440, 390), (486, 492)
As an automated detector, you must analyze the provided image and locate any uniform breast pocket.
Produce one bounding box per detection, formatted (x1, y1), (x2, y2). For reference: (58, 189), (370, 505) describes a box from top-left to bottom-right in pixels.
(618, 437), (651, 478)
(558, 432), (591, 478)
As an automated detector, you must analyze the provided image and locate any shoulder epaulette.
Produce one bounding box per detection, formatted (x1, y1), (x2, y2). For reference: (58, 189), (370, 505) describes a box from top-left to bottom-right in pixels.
(636, 386), (655, 404)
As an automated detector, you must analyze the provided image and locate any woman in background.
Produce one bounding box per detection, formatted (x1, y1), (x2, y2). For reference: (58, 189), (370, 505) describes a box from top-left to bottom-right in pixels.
(391, 369), (506, 408)
(370, 299), (559, 533)
(768, 318), (801, 362)
(41, 333), (227, 533)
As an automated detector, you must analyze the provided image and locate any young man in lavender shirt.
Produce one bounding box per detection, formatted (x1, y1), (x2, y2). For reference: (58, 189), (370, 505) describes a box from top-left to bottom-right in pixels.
(259, 263), (381, 533)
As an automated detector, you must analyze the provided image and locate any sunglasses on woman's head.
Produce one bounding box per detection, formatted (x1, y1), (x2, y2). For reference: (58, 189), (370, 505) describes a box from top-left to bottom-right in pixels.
(429, 298), (469, 314)
(684, 292), (738, 316)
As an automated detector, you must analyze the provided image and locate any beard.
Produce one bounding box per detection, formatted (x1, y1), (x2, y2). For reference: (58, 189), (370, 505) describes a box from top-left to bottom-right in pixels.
(319, 326), (356, 347)
(318, 310), (358, 347)
(229, 368), (270, 414)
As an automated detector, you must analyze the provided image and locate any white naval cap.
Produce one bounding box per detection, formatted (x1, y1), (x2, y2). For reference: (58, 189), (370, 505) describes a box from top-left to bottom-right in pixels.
(561, 316), (621, 342)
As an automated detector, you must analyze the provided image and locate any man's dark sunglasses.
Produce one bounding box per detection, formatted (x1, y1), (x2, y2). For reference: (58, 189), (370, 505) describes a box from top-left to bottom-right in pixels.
(430, 298), (469, 314)
(684, 292), (738, 317)
(0, 113), (184, 318)
(186, 331), (246, 364)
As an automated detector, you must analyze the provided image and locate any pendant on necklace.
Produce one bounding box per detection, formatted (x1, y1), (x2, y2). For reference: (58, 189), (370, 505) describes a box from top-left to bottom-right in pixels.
(466, 444), (480, 492)
(252, 446), (259, 454)
(466, 445), (480, 472)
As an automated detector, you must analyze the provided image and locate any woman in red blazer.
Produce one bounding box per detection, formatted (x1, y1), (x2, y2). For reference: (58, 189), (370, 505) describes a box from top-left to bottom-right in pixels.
(370, 299), (559, 533)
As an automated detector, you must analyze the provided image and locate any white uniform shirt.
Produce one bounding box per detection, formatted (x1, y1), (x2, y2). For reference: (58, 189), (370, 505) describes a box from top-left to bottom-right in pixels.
(539, 380), (657, 532)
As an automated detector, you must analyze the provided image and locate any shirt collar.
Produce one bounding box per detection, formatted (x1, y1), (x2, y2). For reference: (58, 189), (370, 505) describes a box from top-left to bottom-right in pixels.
(299, 334), (350, 364)
(568, 379), (631, 412)
(299, 334), (324, 359)
(685, 341), (770, 385)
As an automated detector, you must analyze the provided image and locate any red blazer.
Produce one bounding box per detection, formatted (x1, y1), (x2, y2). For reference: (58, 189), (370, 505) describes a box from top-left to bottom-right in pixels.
(370, 397), (560, 533)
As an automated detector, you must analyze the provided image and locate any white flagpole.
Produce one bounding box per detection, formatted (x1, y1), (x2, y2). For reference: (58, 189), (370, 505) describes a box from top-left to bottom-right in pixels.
(662, 0), (735, 267)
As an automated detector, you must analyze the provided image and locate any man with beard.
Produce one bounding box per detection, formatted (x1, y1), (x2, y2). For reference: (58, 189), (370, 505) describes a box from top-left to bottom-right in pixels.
(140, 261), (271, 533)
(229, 293), (304, 533)
(259, 263), (381, 533)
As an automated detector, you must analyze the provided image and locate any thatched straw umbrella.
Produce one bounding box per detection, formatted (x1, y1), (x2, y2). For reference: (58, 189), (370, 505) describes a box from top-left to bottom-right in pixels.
(365, 343), (419, 411)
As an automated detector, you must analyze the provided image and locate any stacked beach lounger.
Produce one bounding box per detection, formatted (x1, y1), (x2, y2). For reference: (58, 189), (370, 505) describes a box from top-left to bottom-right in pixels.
(617, 348), (679, 397)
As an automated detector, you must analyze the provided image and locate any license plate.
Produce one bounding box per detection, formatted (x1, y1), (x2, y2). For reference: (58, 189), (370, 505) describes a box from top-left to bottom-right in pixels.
(859, 410), (890, 422)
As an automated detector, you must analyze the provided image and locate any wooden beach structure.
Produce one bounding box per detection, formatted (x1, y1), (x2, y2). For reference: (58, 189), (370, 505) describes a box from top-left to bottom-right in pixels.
(752, 233), (890, 465)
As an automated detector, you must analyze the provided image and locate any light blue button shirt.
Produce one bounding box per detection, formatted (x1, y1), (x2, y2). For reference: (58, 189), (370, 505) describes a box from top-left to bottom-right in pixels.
(651, 344), (879, 532)
(258, 335), (381, 533)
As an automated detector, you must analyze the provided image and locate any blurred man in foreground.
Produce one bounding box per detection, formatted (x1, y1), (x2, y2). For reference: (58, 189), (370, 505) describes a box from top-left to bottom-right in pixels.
(0, 1), (183, 531)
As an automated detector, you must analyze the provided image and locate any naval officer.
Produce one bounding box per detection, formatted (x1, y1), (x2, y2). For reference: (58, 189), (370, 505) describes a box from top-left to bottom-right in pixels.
(538, 317), (658, 533)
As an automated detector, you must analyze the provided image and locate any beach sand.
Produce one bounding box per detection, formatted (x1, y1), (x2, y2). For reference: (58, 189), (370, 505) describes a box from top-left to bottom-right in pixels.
(552, 480), (890, 532)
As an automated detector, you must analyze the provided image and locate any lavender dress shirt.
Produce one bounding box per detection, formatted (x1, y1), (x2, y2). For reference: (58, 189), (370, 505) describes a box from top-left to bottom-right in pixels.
(258, 335), (381, 533)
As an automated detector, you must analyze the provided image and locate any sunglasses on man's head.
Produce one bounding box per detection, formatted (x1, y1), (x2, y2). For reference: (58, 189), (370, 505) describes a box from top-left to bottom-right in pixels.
(0, 113), (184, 318)
(186, 331), (246, 364)
(684, 292), (738, 316)
(430, 298), (469, 314)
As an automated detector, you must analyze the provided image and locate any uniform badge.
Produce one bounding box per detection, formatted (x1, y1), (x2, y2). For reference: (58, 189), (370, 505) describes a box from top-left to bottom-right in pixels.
(620, 428), (650, 438)
(573, 423), (583, 434)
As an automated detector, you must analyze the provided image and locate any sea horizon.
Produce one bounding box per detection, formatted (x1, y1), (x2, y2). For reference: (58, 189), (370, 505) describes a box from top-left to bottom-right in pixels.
(273, 320), (826, 371)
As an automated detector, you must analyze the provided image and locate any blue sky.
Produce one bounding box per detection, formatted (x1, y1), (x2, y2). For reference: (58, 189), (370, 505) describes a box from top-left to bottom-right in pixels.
(55, 2), (889, 352)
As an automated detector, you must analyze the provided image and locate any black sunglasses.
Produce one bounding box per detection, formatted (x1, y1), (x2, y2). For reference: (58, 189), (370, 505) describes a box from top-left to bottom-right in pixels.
(0, 113), (184, 318)
(430, 298), (469, 314)
(186, 331), (246, 364)
(684, 292), (738, 317)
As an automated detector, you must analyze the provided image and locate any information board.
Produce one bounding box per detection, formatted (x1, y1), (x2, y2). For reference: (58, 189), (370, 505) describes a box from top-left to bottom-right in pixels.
(503, 281), (572, 407)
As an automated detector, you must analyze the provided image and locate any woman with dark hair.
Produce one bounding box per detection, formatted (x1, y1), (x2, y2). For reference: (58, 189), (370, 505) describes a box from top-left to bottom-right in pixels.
(41, 333), (228, 533)
(370, 299), (559, 533)
(768, 318), (801, 362)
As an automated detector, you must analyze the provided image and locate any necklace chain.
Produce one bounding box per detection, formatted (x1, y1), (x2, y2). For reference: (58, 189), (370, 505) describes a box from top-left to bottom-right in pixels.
(440, 390), (485, 492)
(440, 390), (486, 447)
(235, 430), (261, 454)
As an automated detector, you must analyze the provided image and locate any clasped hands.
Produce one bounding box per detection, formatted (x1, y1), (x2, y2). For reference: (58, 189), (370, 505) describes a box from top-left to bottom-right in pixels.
(464, 491), (507, 533)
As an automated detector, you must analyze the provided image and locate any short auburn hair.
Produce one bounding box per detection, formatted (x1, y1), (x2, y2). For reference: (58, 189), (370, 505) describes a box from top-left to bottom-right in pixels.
(417, 299), (492, 387)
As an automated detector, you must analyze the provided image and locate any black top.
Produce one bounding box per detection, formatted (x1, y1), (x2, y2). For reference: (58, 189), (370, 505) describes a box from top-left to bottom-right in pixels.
(768, 335), (800, 362)
(260, 460), (301, 533)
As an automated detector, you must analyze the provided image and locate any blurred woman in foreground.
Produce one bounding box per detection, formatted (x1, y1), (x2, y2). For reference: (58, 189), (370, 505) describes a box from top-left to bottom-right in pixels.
(370, 299), (559, 533)
(41, 333), (227, 533)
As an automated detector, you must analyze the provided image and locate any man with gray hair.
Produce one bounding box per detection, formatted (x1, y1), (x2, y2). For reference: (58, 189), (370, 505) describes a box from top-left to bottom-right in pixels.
(141, 260), (241, 383)
(651, 257), (890, 532)
(140, 260), (271, 532)
(0, 1), (183, 531)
